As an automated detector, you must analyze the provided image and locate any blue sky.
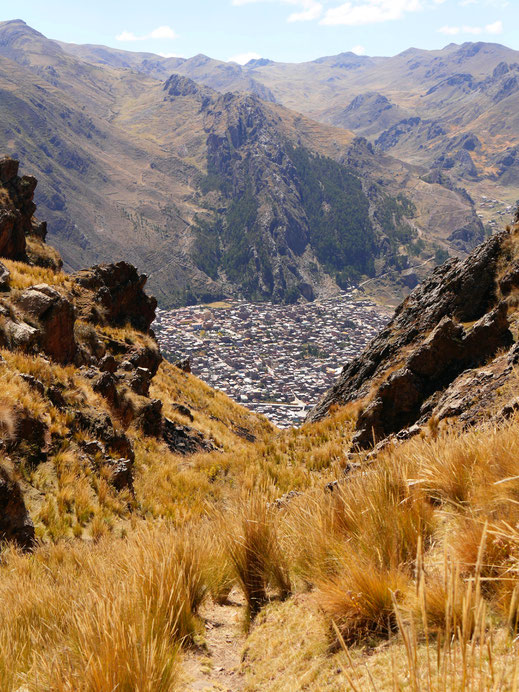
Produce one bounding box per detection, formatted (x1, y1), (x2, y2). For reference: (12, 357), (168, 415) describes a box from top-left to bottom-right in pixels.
(5, 0), (518, 63)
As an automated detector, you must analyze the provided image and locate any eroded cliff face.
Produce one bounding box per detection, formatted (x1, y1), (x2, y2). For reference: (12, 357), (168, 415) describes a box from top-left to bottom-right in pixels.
(0, 158), (263, 548)
(193, 87), (443, 304)
(308, 215), (519, 450)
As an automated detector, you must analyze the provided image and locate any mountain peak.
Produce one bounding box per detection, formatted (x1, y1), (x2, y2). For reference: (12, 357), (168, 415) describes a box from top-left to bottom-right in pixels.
(163, 72), (214, 102)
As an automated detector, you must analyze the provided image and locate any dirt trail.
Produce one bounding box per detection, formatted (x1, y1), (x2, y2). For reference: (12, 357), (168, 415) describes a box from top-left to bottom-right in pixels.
(180, 589), (247, 691)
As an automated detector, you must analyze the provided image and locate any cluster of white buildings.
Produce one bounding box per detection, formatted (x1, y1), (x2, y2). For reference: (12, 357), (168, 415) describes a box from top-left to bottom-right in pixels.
(477, 196), (515, 231)
(154, 291), (390, 427)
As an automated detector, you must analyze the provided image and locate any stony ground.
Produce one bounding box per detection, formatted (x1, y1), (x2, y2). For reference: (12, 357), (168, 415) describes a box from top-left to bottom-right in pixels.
(180, 589), (246, 692)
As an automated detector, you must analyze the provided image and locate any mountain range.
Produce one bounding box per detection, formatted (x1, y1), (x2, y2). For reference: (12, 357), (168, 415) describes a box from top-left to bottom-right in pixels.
(1, 19), (517, 305)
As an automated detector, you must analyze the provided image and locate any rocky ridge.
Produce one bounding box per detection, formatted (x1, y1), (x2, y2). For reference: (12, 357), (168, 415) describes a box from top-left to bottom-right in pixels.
(0, 158), (262, 548)
(308, 213), (519, 450)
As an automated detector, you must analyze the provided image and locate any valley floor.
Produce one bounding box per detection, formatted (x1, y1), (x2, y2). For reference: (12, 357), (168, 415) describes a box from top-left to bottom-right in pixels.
(154, 291), (390, 427)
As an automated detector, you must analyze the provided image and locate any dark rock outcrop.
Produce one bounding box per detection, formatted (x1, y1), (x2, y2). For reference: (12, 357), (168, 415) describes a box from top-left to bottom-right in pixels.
(136, 398), (163, 437)
(0, 158), (233, 545)
(352, 305), (512, 448)
(15, 283), (76, 364)
(0, 465), (35, 550)
(163, 417), (217, 455)
(74, 261), (157, 332)
(0, 157), (37, 260)
(308, 228), (519, 448)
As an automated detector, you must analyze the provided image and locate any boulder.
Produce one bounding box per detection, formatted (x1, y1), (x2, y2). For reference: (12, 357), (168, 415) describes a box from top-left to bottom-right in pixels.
(74, 261), (157, 332)
(0, 465), (35, 550)
(15, 284), (76, 363)
(93, 372), (119, 408)
(99, 354), (117, 373)
(3, 319), (39, 352)
(163, 417), (217, 455)
(136, 399), (163, 437)
(129, 367), (152, 396)
(128, 346), (162, 377)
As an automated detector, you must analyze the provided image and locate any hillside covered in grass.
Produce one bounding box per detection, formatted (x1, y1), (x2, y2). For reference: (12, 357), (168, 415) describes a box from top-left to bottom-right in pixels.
(3, 158), (519, 689)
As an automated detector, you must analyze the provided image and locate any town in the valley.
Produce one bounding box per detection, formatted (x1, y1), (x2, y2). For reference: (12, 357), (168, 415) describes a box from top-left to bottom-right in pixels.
(154, 291), (391, 427)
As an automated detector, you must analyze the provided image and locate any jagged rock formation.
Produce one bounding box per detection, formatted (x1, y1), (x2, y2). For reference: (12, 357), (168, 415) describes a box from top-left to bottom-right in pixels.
(74, 262), (157, 332)
(0, 159), (259, 547)
(0, 157), (36, 260)
(15, 284), (76, 364)
(308, 223), (519, 448)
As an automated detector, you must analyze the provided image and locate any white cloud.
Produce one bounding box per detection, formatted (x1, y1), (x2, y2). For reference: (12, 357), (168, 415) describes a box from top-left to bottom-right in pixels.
(229, 51), (262, 64)
(320, 0), (423, 27)
(288, 3), (323, 21)
(149, 26), (178, 39)
(486, 19), (504, 33)
(232, 0), (323, 22)
(115, 31), (138, 41)
(438, 19), (503, 34)
(351, 44), (366, 54)
(116, 25), (178, 42)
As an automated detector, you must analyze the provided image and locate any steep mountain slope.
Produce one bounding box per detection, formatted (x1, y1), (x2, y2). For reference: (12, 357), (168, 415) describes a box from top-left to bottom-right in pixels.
(0, 156), (270, 549)
(309, 209), (519, 451)
(0, 20), (483, 305)
(249, 45), (519, 204)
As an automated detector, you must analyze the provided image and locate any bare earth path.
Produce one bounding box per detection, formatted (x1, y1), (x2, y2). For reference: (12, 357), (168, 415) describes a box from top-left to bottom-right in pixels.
(180, 589), (247, 691)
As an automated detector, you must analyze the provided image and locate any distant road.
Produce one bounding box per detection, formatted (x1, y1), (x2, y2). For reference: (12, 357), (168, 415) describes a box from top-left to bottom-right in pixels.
(358, 256), (435, 288)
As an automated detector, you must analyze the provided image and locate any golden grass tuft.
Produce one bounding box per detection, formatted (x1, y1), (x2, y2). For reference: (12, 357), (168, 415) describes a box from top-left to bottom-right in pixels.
(220, 493), (291, 621)
(2, 258), (70, 290)
(0, 398), (15, 440)
(318, 561), (408, 646)
(0, 524), (208, 690)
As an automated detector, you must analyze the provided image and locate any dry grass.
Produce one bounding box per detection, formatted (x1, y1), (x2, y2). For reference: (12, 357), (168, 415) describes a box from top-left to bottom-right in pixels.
(6, 384), (519, 689)
(5, 250), (519, 688)
(0, 524), (208, 690)
(98, 322), (159, 349)
(228, 415), (519, 687)
(319, 562), (409, 645)
(2, 258), (70, 290)
(220, 493), (291, 621)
